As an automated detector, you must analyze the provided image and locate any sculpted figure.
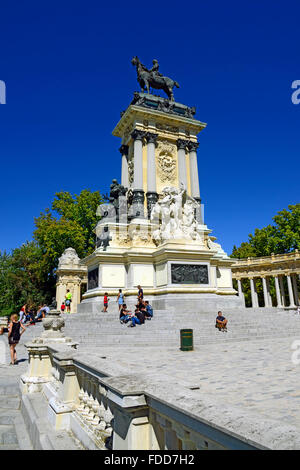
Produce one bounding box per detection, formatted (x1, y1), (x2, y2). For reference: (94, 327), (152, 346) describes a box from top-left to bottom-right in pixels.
(150, 59), (163, 80)
(150, 186), (206, 244)
(131, 56), (180, 101)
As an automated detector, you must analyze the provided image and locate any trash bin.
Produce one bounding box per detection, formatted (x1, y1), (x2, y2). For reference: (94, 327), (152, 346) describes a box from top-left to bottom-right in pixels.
(180, 329), (193, 351)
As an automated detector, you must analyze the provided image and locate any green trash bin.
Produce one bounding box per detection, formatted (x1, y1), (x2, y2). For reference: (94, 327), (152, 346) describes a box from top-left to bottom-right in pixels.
(180, 329), (193, 351)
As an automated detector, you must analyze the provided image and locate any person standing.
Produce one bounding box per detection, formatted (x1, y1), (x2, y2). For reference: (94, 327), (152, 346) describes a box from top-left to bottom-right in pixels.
(65, 290), (72, 313)
(117, 289), (125, 311)
(102, 293), (109, 312)
(8, 314), (26, 365)
(137, 285), (143, 302)
(19, 305), (27, 324)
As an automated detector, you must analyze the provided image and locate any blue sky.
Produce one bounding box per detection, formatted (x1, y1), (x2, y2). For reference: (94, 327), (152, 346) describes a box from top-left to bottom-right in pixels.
(0, 0), (299, 255)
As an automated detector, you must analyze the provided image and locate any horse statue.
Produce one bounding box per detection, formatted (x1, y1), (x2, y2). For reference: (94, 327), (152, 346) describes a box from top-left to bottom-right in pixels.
(131, 56), (179, 101)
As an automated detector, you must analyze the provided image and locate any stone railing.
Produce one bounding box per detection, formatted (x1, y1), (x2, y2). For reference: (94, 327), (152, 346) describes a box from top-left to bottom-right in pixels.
(20, 342), (278, 450)
(232, 250), (299, 268)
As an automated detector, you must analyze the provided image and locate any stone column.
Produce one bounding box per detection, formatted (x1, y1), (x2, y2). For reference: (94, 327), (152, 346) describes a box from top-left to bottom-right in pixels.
(274, 276), (283, 308)
(131, 129), (145, 218)
(266, 277), (273, 307)
(279, 275), (286, 307)
(250, 278), (259, 308)
(187, 141), (200, 202)
(237, 279), (245, 306)
(119, 144), (129, 188)
(287, 274), (296, 308)
(145, 132), (158, 218)
(176, 139), (188, 190)
(292, 274), (299, 306)
(262, 277), (269, 307)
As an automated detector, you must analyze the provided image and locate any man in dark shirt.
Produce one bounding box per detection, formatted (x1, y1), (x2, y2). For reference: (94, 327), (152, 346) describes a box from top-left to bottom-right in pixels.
(215, 311), (228, 332)
(129, 308), (145, 327)
(120, 304), (131, 324)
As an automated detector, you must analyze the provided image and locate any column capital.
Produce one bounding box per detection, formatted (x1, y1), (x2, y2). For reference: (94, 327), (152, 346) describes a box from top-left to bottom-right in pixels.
(187, 140), (199, 152)
(119, 144), (129, 156)
(176, 138), (189, 150)
(145, 132), (158, 145)
(131, 129), (146, 142)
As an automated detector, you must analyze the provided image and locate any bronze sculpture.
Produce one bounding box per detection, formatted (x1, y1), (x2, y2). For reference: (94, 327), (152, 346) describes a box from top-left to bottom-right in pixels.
(131, 56), (179, 101)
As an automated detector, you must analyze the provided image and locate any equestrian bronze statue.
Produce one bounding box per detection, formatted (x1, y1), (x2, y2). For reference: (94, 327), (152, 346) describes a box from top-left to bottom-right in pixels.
(131, 57), (179, 101)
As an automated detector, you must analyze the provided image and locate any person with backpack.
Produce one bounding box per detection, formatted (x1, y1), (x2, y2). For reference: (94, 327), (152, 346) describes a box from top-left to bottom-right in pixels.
(8, 314), (26, 365)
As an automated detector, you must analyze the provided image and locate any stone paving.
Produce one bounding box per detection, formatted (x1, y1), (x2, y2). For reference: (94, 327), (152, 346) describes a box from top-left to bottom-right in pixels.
(82, 335), (300, 434)
(1, 313), (300, 449)
(0, 328), (37, 450)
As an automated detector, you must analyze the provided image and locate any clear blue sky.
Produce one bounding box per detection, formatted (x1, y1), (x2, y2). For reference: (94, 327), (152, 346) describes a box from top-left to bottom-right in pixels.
(0, 0), (299, 255)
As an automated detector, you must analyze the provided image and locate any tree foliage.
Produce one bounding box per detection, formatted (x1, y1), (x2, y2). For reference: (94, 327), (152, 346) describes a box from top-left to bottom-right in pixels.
(231, 204), (300, 258)
(0, 189), (103, 316)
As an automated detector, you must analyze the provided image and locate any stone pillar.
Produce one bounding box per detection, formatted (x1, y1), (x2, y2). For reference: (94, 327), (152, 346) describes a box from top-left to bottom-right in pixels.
(292, 274), (299, 306)
(176, 139), (188, 190)
(274, 276), (283, 308)
(266, 277), (272, 307)
(187, 141), (200, 202)
(250, 278), (259, 308)
(146, 132), (158, 218)
(279, 276), (286, 307)
(237, 279), (245, 306)
(131, 129), (145, 218)
(287, 274), (296, 308)
(119, 144), (129, 188)
(262, 277), (268, 307)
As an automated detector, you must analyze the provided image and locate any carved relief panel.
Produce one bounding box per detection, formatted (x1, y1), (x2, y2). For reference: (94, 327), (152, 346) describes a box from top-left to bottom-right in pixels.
(156, 139), (178, 194)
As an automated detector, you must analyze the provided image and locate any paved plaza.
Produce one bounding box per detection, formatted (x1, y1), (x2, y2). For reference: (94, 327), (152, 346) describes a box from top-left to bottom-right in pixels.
(1, 312), (300, 449)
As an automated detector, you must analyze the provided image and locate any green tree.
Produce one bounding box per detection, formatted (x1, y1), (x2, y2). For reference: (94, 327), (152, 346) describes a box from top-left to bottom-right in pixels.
(33, 189), (103, 272)
(231, 204), (300, 258)
(0, 189), (103, 316)
(0, 242), (51, 316)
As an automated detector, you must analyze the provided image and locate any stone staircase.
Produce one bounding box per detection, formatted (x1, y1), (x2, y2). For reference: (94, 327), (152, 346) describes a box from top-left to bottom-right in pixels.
(61, 306), (300, 349)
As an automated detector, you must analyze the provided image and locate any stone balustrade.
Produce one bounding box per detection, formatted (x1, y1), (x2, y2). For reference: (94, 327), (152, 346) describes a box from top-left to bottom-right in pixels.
(21, 342), (268, 450)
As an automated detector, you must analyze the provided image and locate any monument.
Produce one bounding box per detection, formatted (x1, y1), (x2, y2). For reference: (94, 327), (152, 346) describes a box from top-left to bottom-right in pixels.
(78, 57), (242, 312)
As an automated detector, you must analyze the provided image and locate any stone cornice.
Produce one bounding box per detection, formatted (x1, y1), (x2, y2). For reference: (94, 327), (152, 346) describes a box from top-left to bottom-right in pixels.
(112, 105), (206, 139)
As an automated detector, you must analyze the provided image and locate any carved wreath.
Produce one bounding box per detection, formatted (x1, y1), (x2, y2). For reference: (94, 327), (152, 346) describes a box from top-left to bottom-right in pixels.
(157, 140), (176, 183)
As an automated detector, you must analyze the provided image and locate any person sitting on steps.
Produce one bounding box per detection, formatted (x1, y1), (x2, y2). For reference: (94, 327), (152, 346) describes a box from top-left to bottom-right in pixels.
(128, 305), (145, 327)
(215, 311), (228, 332)
(144, 300), (153, 320)
(119, 304), (132, 324)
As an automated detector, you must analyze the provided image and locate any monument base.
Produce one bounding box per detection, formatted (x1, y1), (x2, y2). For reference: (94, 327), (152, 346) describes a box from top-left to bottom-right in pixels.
(78, 232), (240, 315)
(78, 292), (243, 314)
